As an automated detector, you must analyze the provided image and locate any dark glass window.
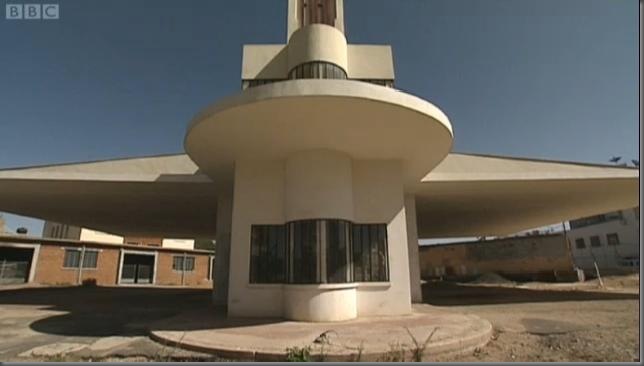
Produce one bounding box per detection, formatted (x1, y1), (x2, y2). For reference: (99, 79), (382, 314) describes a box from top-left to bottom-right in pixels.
(606, 233), (620, 246)
(352, 224), (389, 282)
(590, 235), (601, 247)
(288, 220), (320, 284)
(288, 61), (347, 80)
(241, 79), (286, 90)
(326, 220), (351, 283)
(82, 251), (98, 269)
(359, 79), (394, 88)
(63, 249), (80, 268)
(63, 249), (98, 268)
(249, 220), (389, 284)
(173, 256), (195, 271)
(575, 238), (586, 249)
(250, 225), (287, 283)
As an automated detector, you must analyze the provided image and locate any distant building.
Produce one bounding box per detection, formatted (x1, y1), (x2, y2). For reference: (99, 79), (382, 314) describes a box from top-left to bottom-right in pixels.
(43, 221), (198, 250)
(567, 207), (639, 275)
(419, 233), (576, 282)
(0, 223), (214, 286)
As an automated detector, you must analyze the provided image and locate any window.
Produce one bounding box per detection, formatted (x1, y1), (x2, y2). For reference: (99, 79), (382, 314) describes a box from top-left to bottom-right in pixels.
(352, 224), (389, 282)
(575, 238), (586, 249)
(359, 79), (394, 88)
(590, 235), (601, 247)
(607, 233), (620, 246)
(172, 256), (195, 271)
(249, 225), (287, 283)
(250, 220), (389, 284)
(241, 79), (285, 90)
(326, 220), (351, 283)
(288, 61), (347, 80)
(82, 250), (98, 268)
(288, 220), (320, 284)
(63, 249), (98, 268)
(63, 249), (80, 268)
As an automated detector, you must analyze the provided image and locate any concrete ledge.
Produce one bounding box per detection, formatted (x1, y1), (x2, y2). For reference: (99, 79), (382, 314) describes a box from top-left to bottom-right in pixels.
(148, 304), (492, 361)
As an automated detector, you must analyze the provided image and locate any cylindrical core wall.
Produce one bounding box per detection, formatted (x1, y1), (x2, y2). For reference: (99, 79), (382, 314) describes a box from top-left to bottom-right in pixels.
(287, 24), (348, 73)
(284, 150), (354, 222)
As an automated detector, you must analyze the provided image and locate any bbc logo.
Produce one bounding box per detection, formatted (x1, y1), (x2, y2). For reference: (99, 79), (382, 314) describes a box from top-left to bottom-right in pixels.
(6, 4), (59, 19)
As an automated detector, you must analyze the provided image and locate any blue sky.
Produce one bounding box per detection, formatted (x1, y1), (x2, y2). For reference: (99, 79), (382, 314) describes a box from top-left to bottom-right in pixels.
(0, 0), (639, 235)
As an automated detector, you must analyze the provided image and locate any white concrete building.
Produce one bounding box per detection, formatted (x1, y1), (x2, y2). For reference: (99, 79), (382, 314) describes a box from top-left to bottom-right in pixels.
(567, 207), (640, 275)
(0, 0), (638, 321)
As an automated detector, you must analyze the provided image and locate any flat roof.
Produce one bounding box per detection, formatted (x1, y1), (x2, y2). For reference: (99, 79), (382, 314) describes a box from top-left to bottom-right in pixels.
(0, 234), (214, 255)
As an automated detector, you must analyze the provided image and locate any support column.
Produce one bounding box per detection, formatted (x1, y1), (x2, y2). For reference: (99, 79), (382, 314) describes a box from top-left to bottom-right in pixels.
(212, 194), (233, 306)
(405, 194), (422, 303)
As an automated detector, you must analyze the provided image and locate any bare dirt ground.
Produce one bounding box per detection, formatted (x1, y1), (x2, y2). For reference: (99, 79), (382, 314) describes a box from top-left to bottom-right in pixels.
(428, 274), (640, 362)
(0, 274), (639, 362)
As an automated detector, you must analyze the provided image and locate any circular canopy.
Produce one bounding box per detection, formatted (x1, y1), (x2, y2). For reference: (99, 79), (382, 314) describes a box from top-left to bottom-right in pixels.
(185, 79), (453, 186)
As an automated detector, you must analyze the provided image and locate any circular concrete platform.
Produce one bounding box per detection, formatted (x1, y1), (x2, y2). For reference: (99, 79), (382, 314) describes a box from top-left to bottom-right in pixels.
(148, 304), (492, 361)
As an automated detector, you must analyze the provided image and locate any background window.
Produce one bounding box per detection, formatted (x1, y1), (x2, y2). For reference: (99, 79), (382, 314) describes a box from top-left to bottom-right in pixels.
(575, 238), (586, 249)
(63, 249), (98, 268)
(63, 249), (80, 268)
(606, 233), (620, 246)
(172, 256), (195, 271)
(82, 250), (98, 268)
(590, 235), (601, 247)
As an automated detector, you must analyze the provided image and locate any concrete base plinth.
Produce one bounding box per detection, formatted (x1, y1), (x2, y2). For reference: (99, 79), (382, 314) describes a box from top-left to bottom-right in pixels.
(148, 304), (492, 361)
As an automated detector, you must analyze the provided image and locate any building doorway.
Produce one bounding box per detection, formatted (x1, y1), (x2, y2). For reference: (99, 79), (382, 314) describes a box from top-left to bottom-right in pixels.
(120, 252), (155, 284)
(0, 246), (35, 285)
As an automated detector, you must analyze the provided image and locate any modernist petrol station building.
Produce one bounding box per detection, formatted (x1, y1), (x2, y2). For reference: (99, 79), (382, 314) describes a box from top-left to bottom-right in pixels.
(0, 0), (638, 323)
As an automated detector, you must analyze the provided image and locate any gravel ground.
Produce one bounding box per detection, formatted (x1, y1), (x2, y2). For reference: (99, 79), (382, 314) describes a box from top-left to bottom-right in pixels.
(428, 276), (640, 362)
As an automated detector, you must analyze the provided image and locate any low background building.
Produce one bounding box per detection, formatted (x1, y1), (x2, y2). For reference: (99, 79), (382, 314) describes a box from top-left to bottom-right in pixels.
(419, 233), (576, 282)
(568, 207), (639, 276)
(0, 227), (214, 287)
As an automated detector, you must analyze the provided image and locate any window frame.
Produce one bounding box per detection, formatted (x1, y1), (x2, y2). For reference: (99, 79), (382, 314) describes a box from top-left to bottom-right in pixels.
(606, 233), (620, 246)
(62, 248), (99, 269)
(574, 238), (586, 249)
(249, 224), (287, 284)
(250, 219), (389, 285)
(172, 255), (196, 272)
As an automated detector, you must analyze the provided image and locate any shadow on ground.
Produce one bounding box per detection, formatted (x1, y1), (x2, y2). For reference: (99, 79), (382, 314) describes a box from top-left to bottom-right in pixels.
(422, 281), (639, 306)
(0, 286), (277, 337)
(1, 283), (638, 338)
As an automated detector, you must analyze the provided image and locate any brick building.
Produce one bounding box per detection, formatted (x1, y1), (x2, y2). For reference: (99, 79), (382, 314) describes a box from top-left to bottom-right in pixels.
(419, 233), (576, 282)
(0, 234), (214, 287)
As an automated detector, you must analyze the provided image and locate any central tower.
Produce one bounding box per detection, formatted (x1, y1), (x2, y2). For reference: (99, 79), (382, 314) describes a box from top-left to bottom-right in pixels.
(185, 0), (453, 321)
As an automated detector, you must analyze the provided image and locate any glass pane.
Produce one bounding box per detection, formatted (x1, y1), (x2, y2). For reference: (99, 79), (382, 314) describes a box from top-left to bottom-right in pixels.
(186, 257), (195, 271)
(290, 220), (318, 284)
(173, 256), (183, 271)
(83, 251), (98, 268)
(64, 250), (80, 268)
(326, 220), (349, 283)
(352, 225), (363, 281)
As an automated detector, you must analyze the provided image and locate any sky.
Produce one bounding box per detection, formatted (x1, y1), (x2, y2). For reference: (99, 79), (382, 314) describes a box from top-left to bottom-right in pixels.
(0, 0), (639, 235)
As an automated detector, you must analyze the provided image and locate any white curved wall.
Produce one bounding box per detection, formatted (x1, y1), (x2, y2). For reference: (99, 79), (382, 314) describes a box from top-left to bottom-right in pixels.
(287, 24), (348, 72)
(226, 157), (413, 321)
(283, 284), (357, 321)
(285, 150), (354, 222)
